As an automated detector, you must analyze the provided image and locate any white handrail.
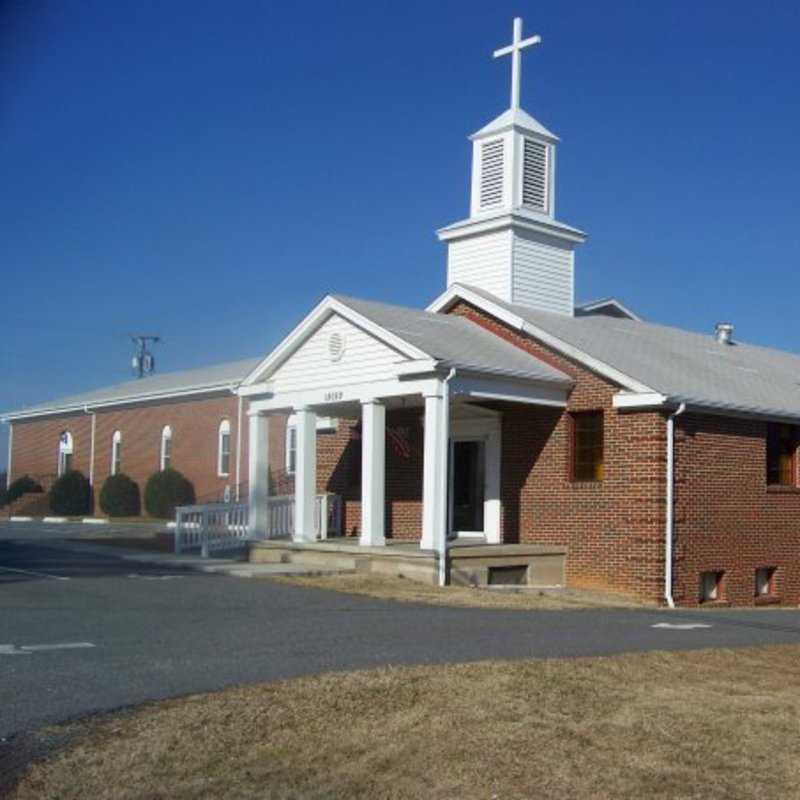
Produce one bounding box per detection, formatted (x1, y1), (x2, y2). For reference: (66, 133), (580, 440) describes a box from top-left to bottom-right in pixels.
(174, 494), (342, 556)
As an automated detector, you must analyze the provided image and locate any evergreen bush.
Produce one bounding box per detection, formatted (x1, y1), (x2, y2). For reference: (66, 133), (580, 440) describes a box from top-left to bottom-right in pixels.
(144, 468), (195, 519)
(49, 471), (91, 516)
(99, 473), (141, 518)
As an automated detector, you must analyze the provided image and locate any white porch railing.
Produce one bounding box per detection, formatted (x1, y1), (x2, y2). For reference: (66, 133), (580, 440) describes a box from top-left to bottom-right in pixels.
(174, 494), (343, 556)
(265, 493), (342, 539)
(174, 501), (250, 557)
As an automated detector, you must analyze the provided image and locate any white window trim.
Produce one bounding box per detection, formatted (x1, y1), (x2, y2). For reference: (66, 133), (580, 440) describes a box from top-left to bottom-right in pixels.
(285, 421), (297, 475)
(218, 420), (231, 477)
(58, 431), (74, 477)
(111, 430), (122, 476)
(160, 425), (172, 471)
(284, 415), (337, 475)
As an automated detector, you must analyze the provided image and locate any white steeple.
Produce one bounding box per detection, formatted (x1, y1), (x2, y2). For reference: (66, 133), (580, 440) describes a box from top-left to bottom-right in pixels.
(437, 17), (586, 316)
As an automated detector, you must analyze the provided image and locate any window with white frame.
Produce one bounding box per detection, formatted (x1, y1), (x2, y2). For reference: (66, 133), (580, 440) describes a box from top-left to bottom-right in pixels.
(58, 431), (74, 476)
(160, 425), (173, 471)
(218, 420), (231, 477)
(286, 423), (297, 475)
(111, 431), (122, 476)
(284, 415), (337, 476)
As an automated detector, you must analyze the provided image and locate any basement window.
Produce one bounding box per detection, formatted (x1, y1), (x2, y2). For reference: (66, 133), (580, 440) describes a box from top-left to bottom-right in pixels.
(755, 567), (777, 598)
(767, 423), (797, 487)
(488, 565), (529, 586)
(571, 411), (604, 481)
(700, 571), (724, 603)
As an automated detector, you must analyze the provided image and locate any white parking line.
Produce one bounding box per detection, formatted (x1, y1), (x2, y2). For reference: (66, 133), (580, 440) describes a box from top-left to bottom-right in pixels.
(651, 622), (712, 630)
(0, 566), (70, 581)
(0, 642), (95, 655)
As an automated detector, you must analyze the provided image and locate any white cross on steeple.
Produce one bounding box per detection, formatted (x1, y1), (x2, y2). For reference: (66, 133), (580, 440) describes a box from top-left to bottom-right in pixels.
(493, 17), (541, 110)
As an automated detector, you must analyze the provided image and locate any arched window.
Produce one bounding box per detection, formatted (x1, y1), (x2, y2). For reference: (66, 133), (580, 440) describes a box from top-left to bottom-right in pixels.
(58, 431), (74, 476)
(160, 425), (173, 471)
(111, 431), (122, 476)
(218, 420), (231, 477)
(285, 415), (297, 475)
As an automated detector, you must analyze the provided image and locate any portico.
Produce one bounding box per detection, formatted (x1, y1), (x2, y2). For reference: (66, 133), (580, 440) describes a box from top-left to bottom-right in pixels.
(238, 294), (573, 562)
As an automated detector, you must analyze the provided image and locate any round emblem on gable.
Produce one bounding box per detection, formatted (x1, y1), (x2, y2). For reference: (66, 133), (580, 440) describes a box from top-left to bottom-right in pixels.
(328, 332), (346, 362)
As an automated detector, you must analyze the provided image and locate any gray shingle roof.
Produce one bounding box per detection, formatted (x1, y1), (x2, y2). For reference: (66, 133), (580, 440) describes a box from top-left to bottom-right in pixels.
(332, 294), (573, 386)
(459, 284), (800, 421)
(3, 358), (260, 420)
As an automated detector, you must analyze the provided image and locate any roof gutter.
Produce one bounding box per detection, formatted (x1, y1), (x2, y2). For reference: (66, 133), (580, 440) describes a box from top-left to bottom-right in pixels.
(665, 402), (687, 609)
(2, 383), (241, 423)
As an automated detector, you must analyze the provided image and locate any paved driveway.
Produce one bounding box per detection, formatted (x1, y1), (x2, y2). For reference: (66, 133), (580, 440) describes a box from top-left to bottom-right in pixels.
(2, 521), (800, 738)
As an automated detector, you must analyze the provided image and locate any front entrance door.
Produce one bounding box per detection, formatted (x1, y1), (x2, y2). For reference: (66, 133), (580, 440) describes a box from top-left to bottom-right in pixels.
(450, 439), (485, 537)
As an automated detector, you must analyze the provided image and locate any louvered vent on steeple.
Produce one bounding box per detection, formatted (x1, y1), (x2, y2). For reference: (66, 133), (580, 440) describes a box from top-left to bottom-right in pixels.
(522, 138), (548, 211)
(479, 139), (505, 209)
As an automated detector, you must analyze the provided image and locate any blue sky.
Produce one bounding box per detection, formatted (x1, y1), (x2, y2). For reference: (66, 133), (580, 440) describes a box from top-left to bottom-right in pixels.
(2, 0), (800, 470)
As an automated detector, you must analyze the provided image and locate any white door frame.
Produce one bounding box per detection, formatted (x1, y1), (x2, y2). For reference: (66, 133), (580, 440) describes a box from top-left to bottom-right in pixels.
(448, 408), (501, 544)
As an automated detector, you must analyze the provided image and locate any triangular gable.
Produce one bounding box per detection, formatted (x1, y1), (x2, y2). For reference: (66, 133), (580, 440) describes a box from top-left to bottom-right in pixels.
(242, 296), (430, 388)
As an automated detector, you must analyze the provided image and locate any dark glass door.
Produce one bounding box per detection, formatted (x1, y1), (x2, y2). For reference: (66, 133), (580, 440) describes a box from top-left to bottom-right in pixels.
(451, 439), (485, 533)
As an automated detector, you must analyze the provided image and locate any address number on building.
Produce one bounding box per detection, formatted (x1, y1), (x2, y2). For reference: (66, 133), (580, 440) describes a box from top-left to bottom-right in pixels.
(324, 391), (344, 402)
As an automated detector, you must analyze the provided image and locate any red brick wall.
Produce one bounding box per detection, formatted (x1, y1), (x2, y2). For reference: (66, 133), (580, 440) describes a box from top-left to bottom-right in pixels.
(448, 301), (667, 602)
(10, 394), (248, 516)
(673, 413), (800, 606)
(313, 409), (425, 540)
(11, 414), (93, 489)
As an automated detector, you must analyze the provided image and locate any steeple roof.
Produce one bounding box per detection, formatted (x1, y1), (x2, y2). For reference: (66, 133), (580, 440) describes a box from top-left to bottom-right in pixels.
(470, 107), (559, 143)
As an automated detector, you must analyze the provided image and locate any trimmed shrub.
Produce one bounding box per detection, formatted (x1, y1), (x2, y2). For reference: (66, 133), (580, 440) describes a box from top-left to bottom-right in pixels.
(49, 470), (91, 516)
(6, 475), (43, 505)
(144, 468), (195, 519)
(99, 473), (141, 518)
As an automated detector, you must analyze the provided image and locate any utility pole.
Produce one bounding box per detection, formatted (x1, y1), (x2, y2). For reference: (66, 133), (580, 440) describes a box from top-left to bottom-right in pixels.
(130, 335), (160, 378)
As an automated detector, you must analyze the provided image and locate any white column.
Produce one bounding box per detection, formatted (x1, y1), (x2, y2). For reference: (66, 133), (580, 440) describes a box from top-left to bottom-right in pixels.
(247, 413), (270, 538)
(293, 407), (317, 542)
(421, 386), (448, 550)
(360, 399), (386, 546)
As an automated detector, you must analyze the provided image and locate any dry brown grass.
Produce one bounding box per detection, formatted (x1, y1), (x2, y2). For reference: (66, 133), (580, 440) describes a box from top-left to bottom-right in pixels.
(11, 645), (800, 800)
(276, 572), (645, 609)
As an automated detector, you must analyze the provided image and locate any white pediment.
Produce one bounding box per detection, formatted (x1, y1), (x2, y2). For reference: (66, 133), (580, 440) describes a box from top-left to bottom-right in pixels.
(262, 313), (409, 393)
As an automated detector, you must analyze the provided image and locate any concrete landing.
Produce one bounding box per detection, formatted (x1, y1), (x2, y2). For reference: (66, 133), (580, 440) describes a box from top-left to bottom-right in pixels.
(249, 538), (567, 587)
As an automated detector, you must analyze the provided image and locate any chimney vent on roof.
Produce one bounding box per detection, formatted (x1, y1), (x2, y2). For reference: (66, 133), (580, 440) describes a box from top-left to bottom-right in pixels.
(715, 322), (734, 345)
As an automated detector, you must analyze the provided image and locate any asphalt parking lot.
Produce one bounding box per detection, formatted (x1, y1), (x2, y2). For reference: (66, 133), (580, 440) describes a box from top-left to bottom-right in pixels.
(2, 521), (800, 739)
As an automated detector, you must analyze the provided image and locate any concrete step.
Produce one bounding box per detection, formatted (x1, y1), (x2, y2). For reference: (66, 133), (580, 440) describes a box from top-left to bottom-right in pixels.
(214, 563), (356, 579)
(250, 544), (359, 571)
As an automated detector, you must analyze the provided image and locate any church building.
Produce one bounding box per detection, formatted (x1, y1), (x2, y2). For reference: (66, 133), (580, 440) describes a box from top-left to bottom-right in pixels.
(4, 19), (800, 607)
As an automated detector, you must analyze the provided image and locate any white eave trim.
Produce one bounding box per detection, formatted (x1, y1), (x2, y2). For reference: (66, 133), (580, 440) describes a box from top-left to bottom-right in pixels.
(613, 392), (669, 410)
(436, 212), (586, 245)
(241, 295), (431, 387)
(1, 382), (240, 423)
(427, 285), (655, 395)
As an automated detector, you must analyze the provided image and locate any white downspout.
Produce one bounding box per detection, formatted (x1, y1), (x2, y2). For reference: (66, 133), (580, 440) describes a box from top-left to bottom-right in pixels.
(665, 402), (686, 608)
(438, 368), (457, 587)
(235, 392), (244, 501)
(83, 406), (96, 488)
